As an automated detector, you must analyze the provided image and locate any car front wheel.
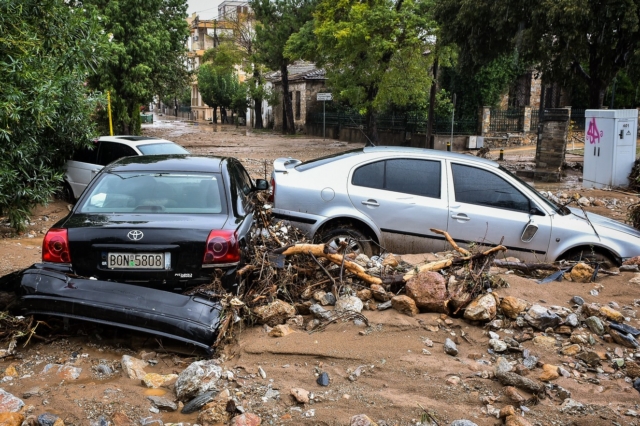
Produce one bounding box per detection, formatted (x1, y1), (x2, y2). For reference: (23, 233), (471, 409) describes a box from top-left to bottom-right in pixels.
(320, 226), (377, 257)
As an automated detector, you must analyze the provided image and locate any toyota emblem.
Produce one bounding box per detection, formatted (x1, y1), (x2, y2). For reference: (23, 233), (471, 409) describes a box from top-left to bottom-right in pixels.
(127, 230), (144, 241)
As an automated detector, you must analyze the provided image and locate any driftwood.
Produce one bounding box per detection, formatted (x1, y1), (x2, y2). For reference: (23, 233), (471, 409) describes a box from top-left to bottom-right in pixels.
(274, 243), (383, 285)
(495, 370), (544, 394)
(492, 260), (560, 273)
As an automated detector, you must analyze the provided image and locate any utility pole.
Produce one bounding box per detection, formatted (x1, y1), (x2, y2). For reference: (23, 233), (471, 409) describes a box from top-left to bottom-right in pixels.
(426, 57), (438, 150)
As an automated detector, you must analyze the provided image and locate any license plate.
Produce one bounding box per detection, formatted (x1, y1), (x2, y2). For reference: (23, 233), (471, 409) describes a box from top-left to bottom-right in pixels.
(107, 252), (170, 269)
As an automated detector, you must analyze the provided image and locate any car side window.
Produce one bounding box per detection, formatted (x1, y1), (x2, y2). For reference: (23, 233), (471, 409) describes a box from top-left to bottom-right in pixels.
(227, 162), (251, 216)
(352, 159), (441, 198)
(452, 163), (530, 212)
(71, 145), (98, 164)
(234, 163), (254, 196)
(97, 142), (137, 166)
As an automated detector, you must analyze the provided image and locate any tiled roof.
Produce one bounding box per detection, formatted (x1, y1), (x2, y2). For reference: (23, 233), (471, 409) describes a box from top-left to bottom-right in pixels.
(266, 61), (326, 82)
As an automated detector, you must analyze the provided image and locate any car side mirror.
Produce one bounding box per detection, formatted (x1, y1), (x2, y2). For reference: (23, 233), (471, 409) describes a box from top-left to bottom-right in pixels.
(254, 179), (269, 191)
(521, 219), (539, 242)
(529, 206), (545, 216)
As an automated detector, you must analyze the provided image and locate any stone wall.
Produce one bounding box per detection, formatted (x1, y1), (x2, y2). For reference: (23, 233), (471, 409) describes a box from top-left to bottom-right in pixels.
(272, 80), (327, 132)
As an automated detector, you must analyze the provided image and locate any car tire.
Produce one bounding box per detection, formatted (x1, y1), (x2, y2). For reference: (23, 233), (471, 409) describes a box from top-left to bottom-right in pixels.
(58, 182), (75, 204)
(320, 226), (377, 257)
(563, 248), (618, 269)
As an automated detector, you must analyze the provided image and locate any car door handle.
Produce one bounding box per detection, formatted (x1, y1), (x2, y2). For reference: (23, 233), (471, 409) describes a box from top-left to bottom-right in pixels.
(361, 199), (379, 207)
(451, 213), (470, 221)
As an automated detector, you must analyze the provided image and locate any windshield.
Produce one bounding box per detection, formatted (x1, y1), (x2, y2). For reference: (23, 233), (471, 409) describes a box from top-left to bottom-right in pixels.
(499, 166), (570, 215)
(78, 171), (226, 214)
(138, 143), (189, 155)
(296, 148), (363, 171)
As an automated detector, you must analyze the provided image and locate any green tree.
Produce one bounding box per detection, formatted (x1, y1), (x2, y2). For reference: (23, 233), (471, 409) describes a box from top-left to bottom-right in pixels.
(287, 0), (437, 144)
(251, 0), (316, 134)
(87, 0), (190, 134)
(0, 0), (107, 230)
(435, 0), (640, 108)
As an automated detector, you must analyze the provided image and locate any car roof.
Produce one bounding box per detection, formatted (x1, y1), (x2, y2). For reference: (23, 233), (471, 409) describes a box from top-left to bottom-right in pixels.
(105, 155), (227, 173)
(363, 146), (498, 167)
(98, 136), (179, 148)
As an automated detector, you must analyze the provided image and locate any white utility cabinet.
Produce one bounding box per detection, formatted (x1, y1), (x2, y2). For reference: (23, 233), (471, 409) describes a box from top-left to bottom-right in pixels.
(583, 109), (637, 189)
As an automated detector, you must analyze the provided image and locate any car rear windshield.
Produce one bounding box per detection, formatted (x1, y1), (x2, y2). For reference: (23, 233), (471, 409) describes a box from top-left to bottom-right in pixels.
(137, 143), (189, 155)
(295, 148), (363, 171)
(77, 171), (226, 214)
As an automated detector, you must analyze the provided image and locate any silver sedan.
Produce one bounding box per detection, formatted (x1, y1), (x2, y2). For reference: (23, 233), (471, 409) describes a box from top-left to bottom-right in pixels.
(270, 146), (640, 265)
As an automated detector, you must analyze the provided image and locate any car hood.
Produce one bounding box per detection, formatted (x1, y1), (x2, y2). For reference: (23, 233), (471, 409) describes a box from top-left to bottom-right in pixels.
(567, 207), (640, 238)
(63, 213), (229, 230)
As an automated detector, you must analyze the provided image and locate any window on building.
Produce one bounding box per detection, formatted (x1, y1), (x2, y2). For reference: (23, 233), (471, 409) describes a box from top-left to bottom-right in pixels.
(295, 91), (301, 120)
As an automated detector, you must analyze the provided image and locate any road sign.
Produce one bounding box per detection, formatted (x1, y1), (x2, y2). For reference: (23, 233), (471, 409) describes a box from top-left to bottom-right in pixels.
(317, 93), (333, 101)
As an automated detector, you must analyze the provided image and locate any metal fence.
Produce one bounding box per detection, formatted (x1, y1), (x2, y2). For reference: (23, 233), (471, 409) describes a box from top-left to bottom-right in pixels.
(489, 109), (524, 132)
(530, 109), (539, 130)
(570, 109), (586, 130)
(309, 111), (478, 135)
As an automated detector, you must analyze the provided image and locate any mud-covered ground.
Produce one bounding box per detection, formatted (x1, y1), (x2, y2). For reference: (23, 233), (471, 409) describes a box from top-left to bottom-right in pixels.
(1, 117), (640, 425)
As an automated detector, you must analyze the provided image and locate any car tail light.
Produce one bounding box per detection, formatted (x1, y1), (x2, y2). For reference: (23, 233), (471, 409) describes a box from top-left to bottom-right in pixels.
(42, 229), (71, 263)
(268, 177), (275, 203)
(203, 230), (240, 264)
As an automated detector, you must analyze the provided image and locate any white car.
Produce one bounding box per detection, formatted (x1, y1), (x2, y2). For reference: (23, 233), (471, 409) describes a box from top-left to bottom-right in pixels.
(271, 146), (640, 266)
(63, 136), (189, 200)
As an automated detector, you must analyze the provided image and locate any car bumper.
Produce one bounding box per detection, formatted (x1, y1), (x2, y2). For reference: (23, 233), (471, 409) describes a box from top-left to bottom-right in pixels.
(5, 264), (221, 354)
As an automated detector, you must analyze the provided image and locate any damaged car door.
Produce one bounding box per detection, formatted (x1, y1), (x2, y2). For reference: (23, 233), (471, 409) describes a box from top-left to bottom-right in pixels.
(347, 158), (450, 253)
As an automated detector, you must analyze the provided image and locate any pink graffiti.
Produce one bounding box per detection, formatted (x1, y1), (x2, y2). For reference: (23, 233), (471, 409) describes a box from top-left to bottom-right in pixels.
(586, 117), (602, 144)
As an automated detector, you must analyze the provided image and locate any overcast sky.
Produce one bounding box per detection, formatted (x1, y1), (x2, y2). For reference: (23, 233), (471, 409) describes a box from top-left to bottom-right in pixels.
(187, 0), (222, 19)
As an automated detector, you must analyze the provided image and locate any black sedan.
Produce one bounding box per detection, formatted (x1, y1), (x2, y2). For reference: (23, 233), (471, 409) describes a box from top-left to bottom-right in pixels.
(13, 155), (267, 352)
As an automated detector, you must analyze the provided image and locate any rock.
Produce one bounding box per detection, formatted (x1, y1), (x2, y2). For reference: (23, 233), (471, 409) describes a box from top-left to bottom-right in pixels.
(376, 300), (392, 310)
(231, 413), (261, 426)
(198, 400), (231, 424)
(175, 360), (223, 401)
(253, 299), (296, 326)
(111, 412), (134, 426)
(539, 364), (560, 381)
(444, 338), (458, 356)
(449, 421), (478, 426)
(120, 355), (148, 380)
(382, 254), (398, 267)
(626, 362), (640, 378)
(290, 388), (309, 404)
(90, 416), (109, 426)
(577, 197), (590, 206)
(623, 256), (640, 266)
(585, 316), (605, 335)
(523, 356), (538, 369)
(600, 305), (625, 322)
(268, 324), (294, 337)
(489, 339), (508, 352)
(96, 364), (112, 375)
(505, 416), (533, 426)
(499, 405), (516, 418)
(561, 344), (581, 356)
(0, 413), (24, 426)
(391, 295), (419, 316)
(350, 414), (378, 426)
(571, 263), (594, 283)
(22, 387), (40, 399)
(559, 398), (584, 413)
(504, 386), (525, 403)
(335, 296), (363, 313)
(147, 395), (177, 411)
(405, 271), (448, 313)
(181, 390), (217, 414)
(571, 296), (585, 305)
(0, 389), (23, 412)
(532, 335), (557, 350)
(142, 373), (178, 388)
(309, 303), (332, 320)
(500, 296), (528, 319)
(464, 294), (498, 321)
(576, 350), (602, 367)
(286, 315), (304, 328)
(565, 313), (579, 327)
(316, 372), (330, 386)
(370, 284), (390, 302)
(41, 364), (82, 380)
(609, 329), (639, 348)
(524, 305), (562, 330)
(37, 414), (58, 426)
(622, 265), (640, 273)
(356, 289), (372, 301)
(319, 292), (336, 306)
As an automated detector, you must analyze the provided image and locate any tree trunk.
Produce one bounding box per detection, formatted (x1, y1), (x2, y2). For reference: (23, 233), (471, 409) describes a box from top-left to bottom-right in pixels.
(253, 68), (264, 129)
(280, 62), (295, 135)
(365, 110), (378, 146)
(212, 106), (218, 124)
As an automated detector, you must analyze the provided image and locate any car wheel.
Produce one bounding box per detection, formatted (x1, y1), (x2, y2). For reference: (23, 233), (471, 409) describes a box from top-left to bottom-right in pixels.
(320, 226), (376, 257)
(563, 248), (618, 269)
(58, 182), (75, 204)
